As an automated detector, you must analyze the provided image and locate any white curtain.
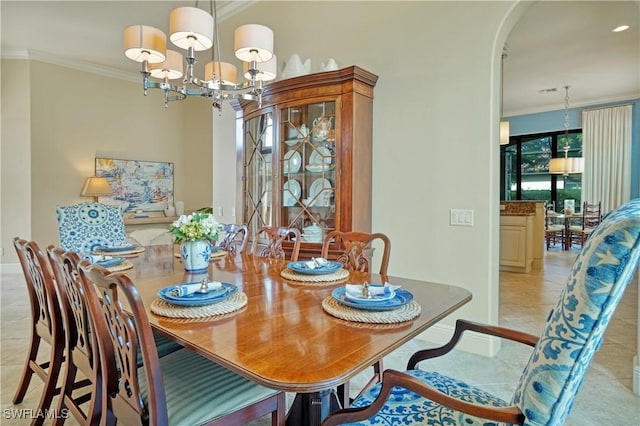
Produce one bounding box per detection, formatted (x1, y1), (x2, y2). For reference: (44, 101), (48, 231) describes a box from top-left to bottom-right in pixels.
(581, 104), (633, 214)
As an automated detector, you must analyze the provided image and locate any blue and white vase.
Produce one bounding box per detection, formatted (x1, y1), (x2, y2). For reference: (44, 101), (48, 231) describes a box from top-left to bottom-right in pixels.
(180, 239), (213, 273)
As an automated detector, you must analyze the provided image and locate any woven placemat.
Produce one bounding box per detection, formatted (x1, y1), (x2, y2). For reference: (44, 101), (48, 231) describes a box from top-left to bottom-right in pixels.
(280, 267), (350, 286)
(174, 250), (228, 261)
(106, 261), (133, 273)
(94, 246), (146, 257)
(322, 296), (421, 324)
(150, 291), (247, 319)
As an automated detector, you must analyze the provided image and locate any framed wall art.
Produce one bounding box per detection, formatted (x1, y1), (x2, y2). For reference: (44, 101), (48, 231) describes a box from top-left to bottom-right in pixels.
(95, 157), (174, 212)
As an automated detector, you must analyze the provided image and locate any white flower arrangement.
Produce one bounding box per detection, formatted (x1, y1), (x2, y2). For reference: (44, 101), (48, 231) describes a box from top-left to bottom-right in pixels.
(170, 212), (221, 244)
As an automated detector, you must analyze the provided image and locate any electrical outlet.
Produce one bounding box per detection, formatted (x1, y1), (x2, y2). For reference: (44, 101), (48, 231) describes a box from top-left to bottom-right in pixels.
(217, 206), (223, 217)
(450, 209), (474, 227)
(231, 207), (236, 217)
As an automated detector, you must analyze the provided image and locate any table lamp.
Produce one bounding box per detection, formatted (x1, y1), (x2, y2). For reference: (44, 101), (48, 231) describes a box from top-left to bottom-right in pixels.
(80, 177), (112, 202)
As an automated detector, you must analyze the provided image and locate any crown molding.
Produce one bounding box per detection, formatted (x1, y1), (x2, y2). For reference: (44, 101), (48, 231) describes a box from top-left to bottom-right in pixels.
(0, 1), (260, 82)
(506, 92), (640, 117)
(2, 49), (139, 83)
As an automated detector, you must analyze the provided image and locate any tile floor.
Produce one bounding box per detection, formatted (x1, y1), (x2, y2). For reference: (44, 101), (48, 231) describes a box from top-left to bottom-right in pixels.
(1, 249), (638, 425)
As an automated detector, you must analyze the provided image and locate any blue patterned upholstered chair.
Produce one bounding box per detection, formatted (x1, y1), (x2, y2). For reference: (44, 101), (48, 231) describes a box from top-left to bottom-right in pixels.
(56, 202), (128, 252)
(322, 198), (640, 426)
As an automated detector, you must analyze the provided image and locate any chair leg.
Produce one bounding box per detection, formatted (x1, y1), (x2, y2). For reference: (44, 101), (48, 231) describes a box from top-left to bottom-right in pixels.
(31, 347), (64, 426)
(271, 392), (286, 426)
(13, 333), (41, 404)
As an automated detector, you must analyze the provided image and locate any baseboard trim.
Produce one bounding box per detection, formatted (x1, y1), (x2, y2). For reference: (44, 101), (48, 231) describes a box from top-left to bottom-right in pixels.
(1, 263), (21, 274)
(417, 323), (502, 357)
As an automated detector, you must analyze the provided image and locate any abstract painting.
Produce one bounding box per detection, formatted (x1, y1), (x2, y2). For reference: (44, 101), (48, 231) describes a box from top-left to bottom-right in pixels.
(95, 157), (174, 212)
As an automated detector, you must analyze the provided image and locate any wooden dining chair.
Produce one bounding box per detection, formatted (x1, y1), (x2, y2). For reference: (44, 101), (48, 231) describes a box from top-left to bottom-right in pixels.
(46, 247), (103, 425)
(544, 201), (564, 250)
(568, 201), (602, 248)
(47, 246), (184, 424)
(321, 231), (391, 276)
(56, 202), (128, 253)
(320, 231), (391, 406)
(12, 238), (67, 426)
(78, 261), (286, 425)
(218, 223), (249, 255)
(252, 226), (301, 261)
(322, 198), (640, 426)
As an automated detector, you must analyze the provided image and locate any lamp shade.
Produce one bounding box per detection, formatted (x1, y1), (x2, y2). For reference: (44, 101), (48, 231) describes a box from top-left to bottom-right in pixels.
(566, 157), (584, 174)
(169, 6), (214, 51)
(150, 49), (184, 80)
(81, 177), (112, 201)
(234, 24), (274, 62)
(124, 25), (167, 63)
(499, 120), (510, 145)
(549, 157), (584, 175)
(205, 61), (238, 84)
(243, 54), (277, 81)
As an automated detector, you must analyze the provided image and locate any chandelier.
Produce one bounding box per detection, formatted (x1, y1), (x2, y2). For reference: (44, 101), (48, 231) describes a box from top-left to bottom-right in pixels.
(499, 50), (509, 145)
(549, 86), (584, 176)
(124, 0), (276, 110)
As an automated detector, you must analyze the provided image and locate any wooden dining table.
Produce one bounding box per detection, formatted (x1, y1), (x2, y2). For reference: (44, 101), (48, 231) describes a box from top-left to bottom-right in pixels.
(125, 245), (472, 426)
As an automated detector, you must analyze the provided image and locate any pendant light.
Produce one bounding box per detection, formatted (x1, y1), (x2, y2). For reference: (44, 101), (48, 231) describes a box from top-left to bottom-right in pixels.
(499, 51), (510, 145)
(549, 86), (584, 175)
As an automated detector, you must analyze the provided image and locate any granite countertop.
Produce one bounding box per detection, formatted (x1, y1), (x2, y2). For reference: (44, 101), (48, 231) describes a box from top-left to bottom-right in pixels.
(500, 200), (544, 216)
(500, 212), (535, 216)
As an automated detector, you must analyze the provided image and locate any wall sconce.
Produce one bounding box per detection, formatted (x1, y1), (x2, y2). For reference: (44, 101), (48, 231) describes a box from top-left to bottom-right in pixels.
(80, 177), (112, 201)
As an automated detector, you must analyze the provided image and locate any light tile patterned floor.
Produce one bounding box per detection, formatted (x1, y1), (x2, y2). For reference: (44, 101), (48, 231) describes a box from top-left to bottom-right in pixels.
(1, 249), (638, 425)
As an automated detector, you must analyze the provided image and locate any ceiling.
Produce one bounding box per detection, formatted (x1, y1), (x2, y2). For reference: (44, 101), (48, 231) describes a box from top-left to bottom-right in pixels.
(1, 1), (638, 116)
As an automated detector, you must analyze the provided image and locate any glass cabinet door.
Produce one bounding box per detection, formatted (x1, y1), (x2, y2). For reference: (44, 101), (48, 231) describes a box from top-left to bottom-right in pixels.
(243, 112), (274, 238)
(280, 101), (336, 244)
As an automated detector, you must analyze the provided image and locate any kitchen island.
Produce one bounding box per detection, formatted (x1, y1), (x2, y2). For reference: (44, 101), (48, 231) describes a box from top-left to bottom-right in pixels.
(499, 201), (545, 273)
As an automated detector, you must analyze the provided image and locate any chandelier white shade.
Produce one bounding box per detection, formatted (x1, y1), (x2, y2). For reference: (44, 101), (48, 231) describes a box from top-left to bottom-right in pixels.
(124, 1), (276, 110)
(124, 25), (167, 63)
(149, 49), (184, 80)
(169, 7), (214, 51)
(205, 61), (237, 84)
(234, 24), (274, 62)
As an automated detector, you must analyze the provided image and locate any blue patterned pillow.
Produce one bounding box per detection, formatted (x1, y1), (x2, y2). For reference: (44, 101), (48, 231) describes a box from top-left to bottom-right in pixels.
(56, 202), (128, 252)
(511, 198), (640, 425)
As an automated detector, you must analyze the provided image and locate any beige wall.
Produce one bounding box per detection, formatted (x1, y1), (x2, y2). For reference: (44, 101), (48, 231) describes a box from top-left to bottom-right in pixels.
(1, 59), (213, 264)
(1, 60), (32, 266)
(0, 1), (530, 354)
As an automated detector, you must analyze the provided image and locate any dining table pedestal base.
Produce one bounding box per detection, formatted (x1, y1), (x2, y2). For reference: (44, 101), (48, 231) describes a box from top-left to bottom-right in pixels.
(286, 389), (342, 426)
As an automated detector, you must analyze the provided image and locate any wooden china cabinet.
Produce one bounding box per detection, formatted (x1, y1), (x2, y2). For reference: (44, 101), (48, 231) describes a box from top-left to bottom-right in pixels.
(234, 66), (378, 259)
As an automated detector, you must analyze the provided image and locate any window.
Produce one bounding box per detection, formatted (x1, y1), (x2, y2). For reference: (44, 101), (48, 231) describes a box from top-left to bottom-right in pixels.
(500, 129), (582, 211)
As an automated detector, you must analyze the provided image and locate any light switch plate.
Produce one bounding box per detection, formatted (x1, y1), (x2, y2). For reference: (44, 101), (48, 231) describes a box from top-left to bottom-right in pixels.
(450, 209), (474, 226)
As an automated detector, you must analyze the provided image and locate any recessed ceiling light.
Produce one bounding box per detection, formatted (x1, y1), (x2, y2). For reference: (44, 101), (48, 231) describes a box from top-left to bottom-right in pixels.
(612, 25), (630, 32)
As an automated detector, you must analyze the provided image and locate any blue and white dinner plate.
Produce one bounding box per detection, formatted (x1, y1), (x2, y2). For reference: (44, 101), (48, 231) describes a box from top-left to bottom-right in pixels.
(158, 282), (237, 307)
(332, 287), (413, 311)
(344, 284), (397, 303)
(95, 243), (139, 252)
(288, 260), (343, 275)
(94, 257), (124, 268)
